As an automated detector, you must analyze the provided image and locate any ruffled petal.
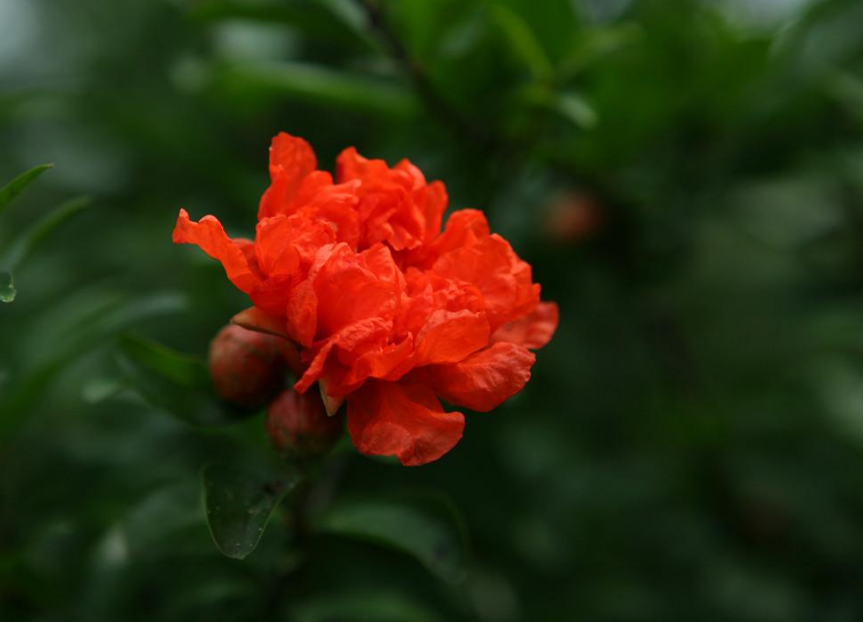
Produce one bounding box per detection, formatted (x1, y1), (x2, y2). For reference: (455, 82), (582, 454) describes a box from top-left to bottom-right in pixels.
(347, 379), (464, 466)
(336, 148), (437, 251)
(314, 244), (402, 337)
(328, 335), (415, 396)
(173, 209), (262, 293)
(255, 214), (336, 277)
(250, 274), (297, 317)
(491, 301), (559, 350)
(432, 233), (539, 331)
(286, 244), (340, 347)
(420, 180), (447, 243)
(293, 317), (391, 393)
(427, 342), (535, 412)
(423, 209), (490, 263)
(258, 133), (319, 219)
(413, 309), (489, 366)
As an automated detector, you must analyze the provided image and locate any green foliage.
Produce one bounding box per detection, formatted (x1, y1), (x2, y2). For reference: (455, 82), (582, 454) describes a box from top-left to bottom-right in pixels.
(116, 332), (253, 426)
(202, 461), (301, 560)
(3, 0), (863, 620)
(0, 164), (52, 217)
(0, 196), (91, 302)
(317, 495), (467, 584)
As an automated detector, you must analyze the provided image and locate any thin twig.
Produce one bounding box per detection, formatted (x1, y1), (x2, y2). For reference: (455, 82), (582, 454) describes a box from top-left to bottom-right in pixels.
(358, 0), (494, 147)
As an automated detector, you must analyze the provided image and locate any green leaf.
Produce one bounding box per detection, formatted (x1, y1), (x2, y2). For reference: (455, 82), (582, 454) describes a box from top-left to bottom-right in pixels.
(217, 61), (419, 118)
(191, 0), (376, 51)
(490, 6), (555, 81)
(517, 84), (598, 129)
(116, 332), (251, 427)
(202, 461), (302, 559)
(316, 495), (468, 584)
(0, 271), (14, 303)
(0, 163), (52, 217)
(0, 197), (92, 303)
(293, 590), (444, 622)
(558, 23), (643, 80)
(0, 291), (188, 437)
(1, 196), (91, 271)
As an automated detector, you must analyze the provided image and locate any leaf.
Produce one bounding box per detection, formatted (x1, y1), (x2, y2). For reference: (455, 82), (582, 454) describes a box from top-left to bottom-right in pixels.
(316, 495), (468, 584)
(0, 163), (52, 217)
(1, 196), (91, 271)
(202, 461), (302, 559)
(217, 61), (419, 118)
(557, 23), (643, 80)
(0, 291), (188, 437)
(293, 590), (444, 622)
(0, 271), (14, 303)
(0, 196), (92, 303)
(517, 84), (598, 129)
(191, 0), (376, 51)
(490, 6), (554, 81)
(116, 332), (251, 427)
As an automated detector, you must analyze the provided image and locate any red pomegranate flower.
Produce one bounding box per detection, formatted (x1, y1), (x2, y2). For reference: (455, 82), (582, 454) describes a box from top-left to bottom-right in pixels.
(174, 132), (558, 465)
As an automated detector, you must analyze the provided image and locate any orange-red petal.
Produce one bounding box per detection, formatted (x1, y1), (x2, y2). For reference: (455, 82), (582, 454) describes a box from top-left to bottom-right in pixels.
(491, 301), (559, 350)
(347, 379), (464, 466)
(258, 133), (319, 219)
(432, 233), (539, 331)
(172, 209), (262, 293)
(427, 342), (535, 412)
(413, 309), (489, 366)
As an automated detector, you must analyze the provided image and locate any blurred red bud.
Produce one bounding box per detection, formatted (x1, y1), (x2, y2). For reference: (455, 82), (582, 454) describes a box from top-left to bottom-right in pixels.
(265, 388), (344, 458)
(208, 324), (287, 410)
(546, 192), (602, 243)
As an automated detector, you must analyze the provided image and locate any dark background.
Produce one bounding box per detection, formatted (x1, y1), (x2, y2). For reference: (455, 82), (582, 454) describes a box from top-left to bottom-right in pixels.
(3, 0), (863, 620)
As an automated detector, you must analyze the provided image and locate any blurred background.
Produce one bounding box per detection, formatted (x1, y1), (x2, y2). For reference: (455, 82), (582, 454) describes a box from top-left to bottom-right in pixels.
(3, 0), (863, 620)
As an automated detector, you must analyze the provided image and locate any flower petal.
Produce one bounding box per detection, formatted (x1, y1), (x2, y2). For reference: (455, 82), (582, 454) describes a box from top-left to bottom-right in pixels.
(258, 133), (319, 219)
(427, 342), (535, 412)
(172, 209), (261, 293)
(491, 301), (559, 350)
(413, 309), (489, 366)
(314, 244), (402, 337)
(347, 379), (464, 466)
(432, 233), (539, 331)
(293, 317), (391, 394)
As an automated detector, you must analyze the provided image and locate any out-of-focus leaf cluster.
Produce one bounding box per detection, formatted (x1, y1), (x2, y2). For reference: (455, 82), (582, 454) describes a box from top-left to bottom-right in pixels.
(3, 0), (863, 620)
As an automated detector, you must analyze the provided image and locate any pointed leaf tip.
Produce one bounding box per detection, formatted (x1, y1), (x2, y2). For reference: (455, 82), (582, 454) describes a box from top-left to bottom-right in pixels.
(202, 461), (302, 559)
(0, 164), (53, 216)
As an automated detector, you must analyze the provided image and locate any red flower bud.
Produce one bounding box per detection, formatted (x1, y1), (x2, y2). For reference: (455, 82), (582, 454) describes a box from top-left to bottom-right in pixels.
(265, 388), (344, 458)
(208, 324), (287, 410)
(546, 192), (601, 243)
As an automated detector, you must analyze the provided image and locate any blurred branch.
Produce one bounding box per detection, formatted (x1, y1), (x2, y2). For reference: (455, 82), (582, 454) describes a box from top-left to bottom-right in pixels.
(357, 0), (493, 147)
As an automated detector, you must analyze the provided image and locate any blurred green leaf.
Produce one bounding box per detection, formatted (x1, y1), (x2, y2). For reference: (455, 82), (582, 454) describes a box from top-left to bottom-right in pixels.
(0, 164), (52, 217)
(116, 332), (251, 427)
(0, 196), (91, 303)
(202, 461), (302, 559)
(825, 70), (863, 127)
(217, 61), (419, 117)
(316, 495), (467, 584)
(558, 24), (643, 80)
(1, 196), (91, 270)
(517, 84), (597, 129)
(293, 590), (443, 622)
(191, 0), (376, 50)
(0, 270), (14, 303)
(0, 292), (188, 437)
(489, 5), (554, 81)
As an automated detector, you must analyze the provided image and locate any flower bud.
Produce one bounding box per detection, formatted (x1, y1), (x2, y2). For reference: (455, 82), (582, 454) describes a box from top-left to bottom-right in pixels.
(265, 388), (344, 458)
(546, 192), (601, 243)
(208, 324), (287, 410)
